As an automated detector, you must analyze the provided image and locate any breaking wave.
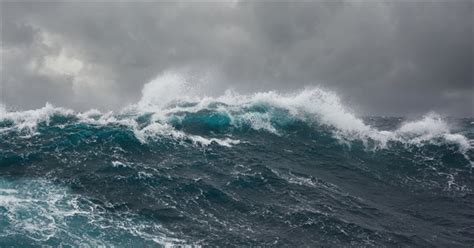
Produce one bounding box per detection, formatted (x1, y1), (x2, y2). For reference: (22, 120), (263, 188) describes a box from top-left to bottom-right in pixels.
(1, 72), (473, 246)
(1, 72), (471, 153)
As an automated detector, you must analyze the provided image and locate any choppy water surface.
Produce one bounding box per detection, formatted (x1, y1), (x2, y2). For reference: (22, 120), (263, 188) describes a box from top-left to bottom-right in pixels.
(1, 79), (473, 247)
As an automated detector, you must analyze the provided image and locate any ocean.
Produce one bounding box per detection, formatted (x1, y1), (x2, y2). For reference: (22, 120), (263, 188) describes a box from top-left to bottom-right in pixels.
(0, 85), (473, 247)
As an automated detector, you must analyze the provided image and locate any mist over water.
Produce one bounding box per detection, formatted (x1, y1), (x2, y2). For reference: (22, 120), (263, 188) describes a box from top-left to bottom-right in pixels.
(1, 73), (473, 246)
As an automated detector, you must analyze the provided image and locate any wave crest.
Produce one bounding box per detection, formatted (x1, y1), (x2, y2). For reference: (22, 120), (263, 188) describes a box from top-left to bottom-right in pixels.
(0, 72), (471, 154)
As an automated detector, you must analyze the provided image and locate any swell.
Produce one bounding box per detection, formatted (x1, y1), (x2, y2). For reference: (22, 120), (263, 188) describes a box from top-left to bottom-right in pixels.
(1, 102), (472, 192)
(1, 93), (472, 154)
(1, 74), (474, 246)
(1, 71), (471, 154)
(1, 114), (473, 246)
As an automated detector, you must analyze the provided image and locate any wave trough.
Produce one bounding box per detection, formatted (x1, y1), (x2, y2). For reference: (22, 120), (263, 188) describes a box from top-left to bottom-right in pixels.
(1, 73), (473, 246)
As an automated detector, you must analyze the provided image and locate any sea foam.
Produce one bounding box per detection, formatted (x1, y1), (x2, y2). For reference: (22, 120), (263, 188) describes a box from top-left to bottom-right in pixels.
(129, 72), (471, 152)
(0, 72), (471, 152)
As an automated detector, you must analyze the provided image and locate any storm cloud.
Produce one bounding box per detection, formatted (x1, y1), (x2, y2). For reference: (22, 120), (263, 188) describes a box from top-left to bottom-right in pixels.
(1, 1), (473, 116)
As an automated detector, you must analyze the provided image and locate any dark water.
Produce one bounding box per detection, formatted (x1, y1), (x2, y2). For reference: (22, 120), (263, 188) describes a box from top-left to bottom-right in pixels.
(0, 98), (473, 247)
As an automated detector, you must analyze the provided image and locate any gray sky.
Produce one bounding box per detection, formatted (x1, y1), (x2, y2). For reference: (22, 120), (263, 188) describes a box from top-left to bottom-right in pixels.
(1, 1), (473, 116)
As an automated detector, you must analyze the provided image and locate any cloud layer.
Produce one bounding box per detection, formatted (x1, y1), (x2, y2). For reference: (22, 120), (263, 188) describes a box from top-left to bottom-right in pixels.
(1, 1), (473, 116)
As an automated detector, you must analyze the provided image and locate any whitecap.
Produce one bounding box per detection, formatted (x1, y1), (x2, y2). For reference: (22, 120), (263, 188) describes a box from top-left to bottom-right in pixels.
(1, 71), (470, 153)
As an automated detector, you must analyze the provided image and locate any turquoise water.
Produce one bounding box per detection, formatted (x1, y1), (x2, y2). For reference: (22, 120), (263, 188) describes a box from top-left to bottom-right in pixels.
(1, 91), (473, 247)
